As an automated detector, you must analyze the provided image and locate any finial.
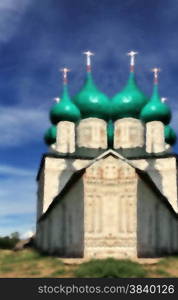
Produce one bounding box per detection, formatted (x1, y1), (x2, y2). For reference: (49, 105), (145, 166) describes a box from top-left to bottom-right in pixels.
(161, 97), (167, 103)
(60, 67), (70, 84)
(151, 67), (161, 84)
(53, 97), (60, 103)
(127, 51), (138, 72)
(83, 51), (94, 72)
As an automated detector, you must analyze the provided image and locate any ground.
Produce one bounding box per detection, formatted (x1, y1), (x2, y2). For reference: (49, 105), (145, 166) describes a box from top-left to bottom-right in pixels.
(0, 249), (178, 278)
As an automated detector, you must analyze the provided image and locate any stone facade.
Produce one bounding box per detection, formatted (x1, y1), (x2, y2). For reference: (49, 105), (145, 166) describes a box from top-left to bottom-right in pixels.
(56, 121), (75, 153)
(146, 121), (165, 154)
(36, 152), (178, 258)
(37, 157), (67, 214)
(37, 157), (90, 216)
(114, 118), (144, 149)
(83, 156), (138, 258)
(77, 118), (107, 149)
(36, 115), (178, 258)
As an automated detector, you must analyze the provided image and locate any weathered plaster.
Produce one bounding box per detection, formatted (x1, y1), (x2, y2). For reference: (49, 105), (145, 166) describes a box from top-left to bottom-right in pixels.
(56, 121), (75, 153)
(146, 121), (165, 154)
(77, 118), (107, 149)
(114, 118), (144, 149)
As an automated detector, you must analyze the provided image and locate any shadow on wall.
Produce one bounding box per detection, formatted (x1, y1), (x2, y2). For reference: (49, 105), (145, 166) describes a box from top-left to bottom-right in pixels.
(145, 159), (163, 196)
(49, 173), (85, 258)
(137, 176), (161, 258)
(58, 159), (76, 192)
(137, 174), (178, 258)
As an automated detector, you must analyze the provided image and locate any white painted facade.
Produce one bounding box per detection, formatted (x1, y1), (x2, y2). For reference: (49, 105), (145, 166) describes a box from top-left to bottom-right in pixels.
(36, 116), (178, 258)
(114, 118), (144, 149)
(56, 121), (76, 153)
(77, 118), (107, 149)
(146, 121), (165, 153)
(36, 154), (178, 258)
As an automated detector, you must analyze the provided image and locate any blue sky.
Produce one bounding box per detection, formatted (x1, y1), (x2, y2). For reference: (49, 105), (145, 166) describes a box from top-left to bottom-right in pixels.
(0, 0), (178, 237)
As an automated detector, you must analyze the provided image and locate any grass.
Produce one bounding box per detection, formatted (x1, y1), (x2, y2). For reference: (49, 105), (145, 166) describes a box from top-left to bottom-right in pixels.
(0, 249), (66, 278)
(153, 268), (171, 277)
(0, 249), (178, 278)
(74, 258), (147, 278)
(49, 269), (66, 277)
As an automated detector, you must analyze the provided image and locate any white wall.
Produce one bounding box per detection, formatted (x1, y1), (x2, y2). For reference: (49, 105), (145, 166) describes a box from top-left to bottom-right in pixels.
(146, 121), (165, 153)
(77, 118), (107, 149)
(37, 157), (91, 218)
(36, 153), (178, 258)
(114, 118), (144, 149)
(83, 155), (138, 258)
(56, 121), (75, 153)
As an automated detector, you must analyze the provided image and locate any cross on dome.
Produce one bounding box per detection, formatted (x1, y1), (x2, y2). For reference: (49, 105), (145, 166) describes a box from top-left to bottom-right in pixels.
(161, 97), (167, 103)
(53, 97), (60, 103)
(83, 51), (94, 72)
(60, 67), (70, 84)
(127, 51), (138, 72)
(151, 67), (161, 84)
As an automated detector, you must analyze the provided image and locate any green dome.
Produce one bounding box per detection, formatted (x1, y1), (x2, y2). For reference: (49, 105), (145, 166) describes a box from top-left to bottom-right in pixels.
(164, 125), (176, 145)
(44, 125), (57, 145)
(107, 120), (114, 148)
(111, 72), (148, 120)
(140, 85), (171, 125)
(73, 72), (110, 120)
(50, 85), (81, 125)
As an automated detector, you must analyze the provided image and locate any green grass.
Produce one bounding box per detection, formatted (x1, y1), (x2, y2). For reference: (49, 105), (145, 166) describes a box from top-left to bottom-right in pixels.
(74, 258), (147, 278)
(1, 249), (178, 278)
(0, 265), (14, 273)
(0, 249), (41, 265)
(154, 268), (171, 277)
(27, 270), (42, 276)
(0, 249), (65, 277)
(157, 255), (178, 267)
(49, 269), (66, 277)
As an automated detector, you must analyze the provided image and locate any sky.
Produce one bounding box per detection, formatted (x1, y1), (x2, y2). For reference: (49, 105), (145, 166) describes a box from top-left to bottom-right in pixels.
(0, 0), (178, 237)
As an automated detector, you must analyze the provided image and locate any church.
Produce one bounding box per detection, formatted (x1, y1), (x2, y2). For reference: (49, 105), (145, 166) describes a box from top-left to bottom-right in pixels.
(35, 51), (178, 258)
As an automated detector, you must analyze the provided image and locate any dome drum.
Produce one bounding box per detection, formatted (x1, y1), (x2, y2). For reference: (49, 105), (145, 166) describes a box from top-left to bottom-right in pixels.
(76, 118), (107, 149)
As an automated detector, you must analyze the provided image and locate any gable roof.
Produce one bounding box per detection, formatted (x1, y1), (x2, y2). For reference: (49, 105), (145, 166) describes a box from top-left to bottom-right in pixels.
(38, 151), (134, 222)
(38, 167), (85, 222)
(70, 149), (136, 172)
(38, 152), (178, 223)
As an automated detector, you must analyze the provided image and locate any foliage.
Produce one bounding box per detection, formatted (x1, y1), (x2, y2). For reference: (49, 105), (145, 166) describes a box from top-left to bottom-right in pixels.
(0, 232), (20, 249)
(74, 258), (147, 278)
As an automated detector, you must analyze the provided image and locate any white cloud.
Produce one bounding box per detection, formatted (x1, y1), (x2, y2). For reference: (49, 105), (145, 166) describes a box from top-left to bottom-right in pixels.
(0, 165), (34, 176)
(0, 0), (29, 9)
(0, 106), (49, 147)
(0, 0), (31, 43)
(21, 230), (34, 239)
